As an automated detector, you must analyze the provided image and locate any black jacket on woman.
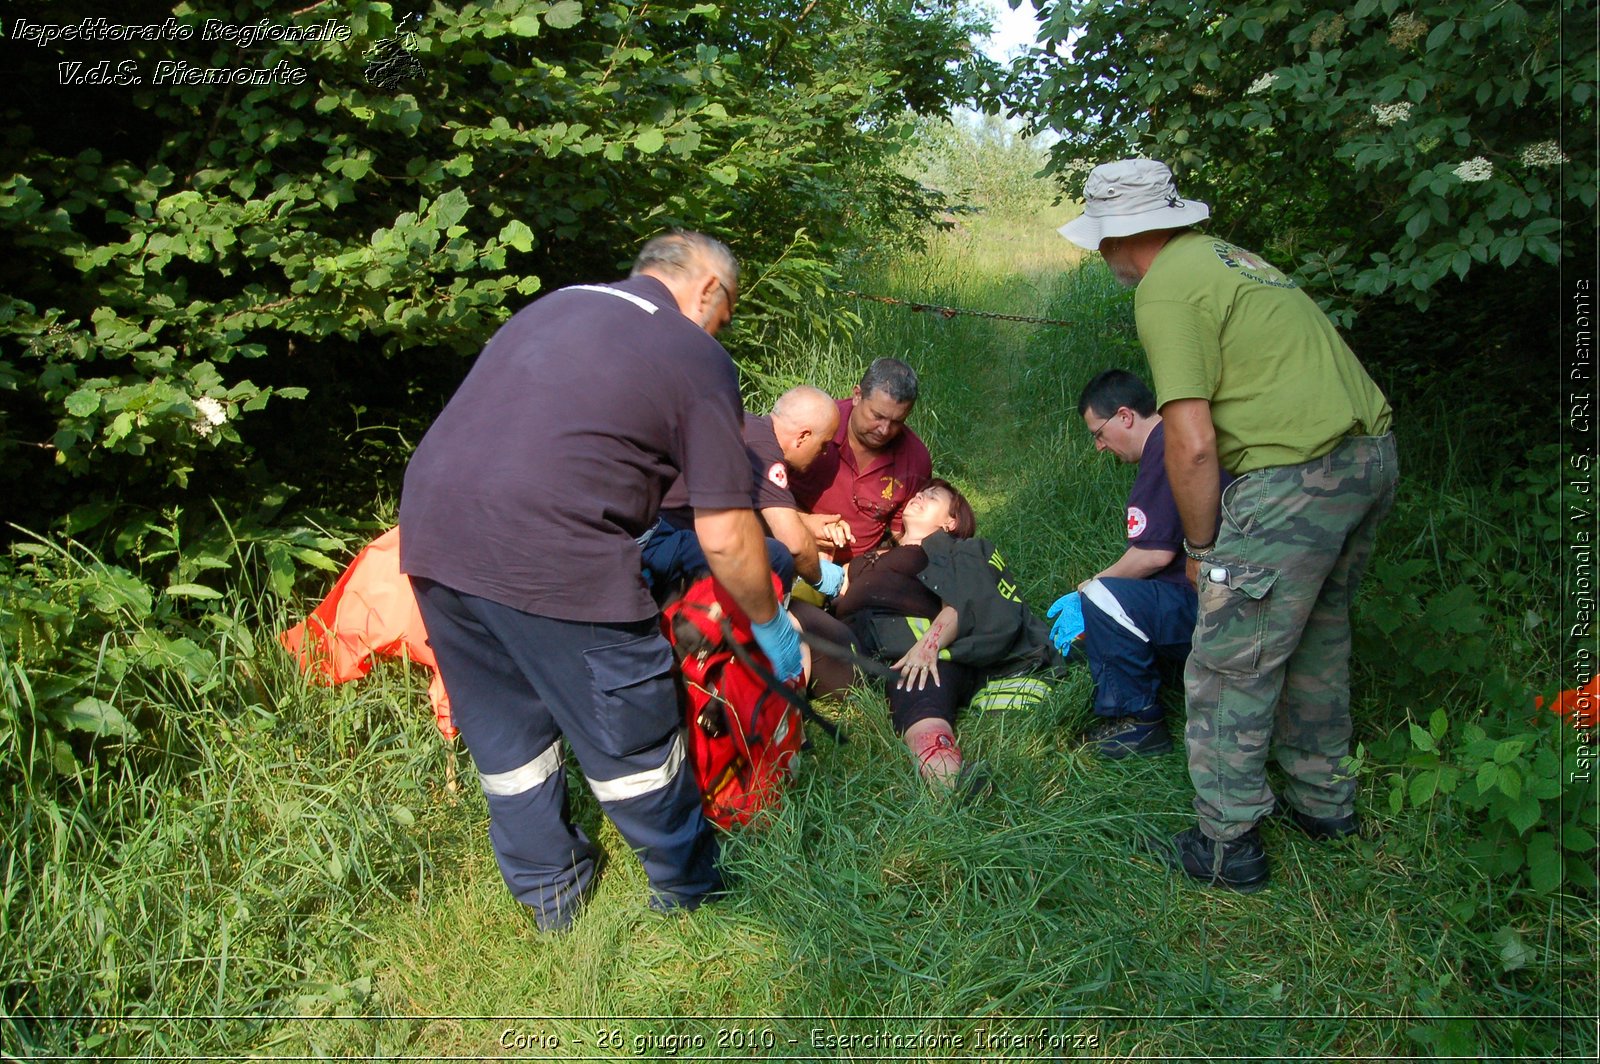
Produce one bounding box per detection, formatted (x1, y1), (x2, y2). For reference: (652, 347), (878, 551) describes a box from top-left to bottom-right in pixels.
(849, 531), (1065, 678)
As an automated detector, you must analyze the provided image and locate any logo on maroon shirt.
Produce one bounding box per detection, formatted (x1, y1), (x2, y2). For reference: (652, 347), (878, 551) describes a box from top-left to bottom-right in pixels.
(767, 462), (788, 489)
(1127, 506), (1148, 537)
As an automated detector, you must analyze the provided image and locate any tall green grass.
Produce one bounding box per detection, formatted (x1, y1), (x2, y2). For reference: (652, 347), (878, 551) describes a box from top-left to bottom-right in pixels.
(3, 202), (1590, 1060)
(1, 538), (454, 1056)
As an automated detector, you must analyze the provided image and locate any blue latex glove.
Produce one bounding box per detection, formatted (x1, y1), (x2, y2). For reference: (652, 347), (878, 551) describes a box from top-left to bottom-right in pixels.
(749, 607), (804, 684)
(815, 557), (846, 597)
(1045, 591), (1085, 654)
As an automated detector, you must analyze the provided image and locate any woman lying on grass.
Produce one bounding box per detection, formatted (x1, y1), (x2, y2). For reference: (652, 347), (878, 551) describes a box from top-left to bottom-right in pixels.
(827, 479), (1066, 792)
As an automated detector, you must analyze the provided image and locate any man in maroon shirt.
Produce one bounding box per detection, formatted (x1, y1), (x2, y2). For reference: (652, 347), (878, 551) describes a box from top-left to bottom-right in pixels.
(790, 358), (933, 563)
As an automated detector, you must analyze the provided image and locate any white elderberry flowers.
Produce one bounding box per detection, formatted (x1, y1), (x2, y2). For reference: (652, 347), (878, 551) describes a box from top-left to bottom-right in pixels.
(1388, 12), (1428, 49)
(192, 396), (229, 437)
(1309, 14), (1346, 49)
(1370, 102), (1413, 127)
(1246, 72), (1277, 95)
(1521, 141), (1568, 167)
(1451, 156), (1494, 182)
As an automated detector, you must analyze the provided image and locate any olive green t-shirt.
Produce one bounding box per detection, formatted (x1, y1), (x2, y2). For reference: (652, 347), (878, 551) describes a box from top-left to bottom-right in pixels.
(1135, 231), (1392, 475)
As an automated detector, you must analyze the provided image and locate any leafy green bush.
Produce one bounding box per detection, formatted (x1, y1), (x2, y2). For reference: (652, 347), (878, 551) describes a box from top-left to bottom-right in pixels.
(1370, 705), (1596, 895)
(1, 0), (988, 530)
(0, 513), (358, 786)
(1343, 440), (1588, 903)
(1003, 0), (1593, 320)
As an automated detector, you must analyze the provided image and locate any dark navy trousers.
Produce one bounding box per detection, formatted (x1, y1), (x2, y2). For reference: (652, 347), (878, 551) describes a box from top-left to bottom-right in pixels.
(411, 577), (720, 930)
(639, 517), (795, 597)
(1081, 576), (1198, 718)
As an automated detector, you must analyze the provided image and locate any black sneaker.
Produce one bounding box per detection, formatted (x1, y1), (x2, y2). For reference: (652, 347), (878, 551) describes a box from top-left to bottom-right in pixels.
(1141, 825), (1269, 893)
(1085, 716), (1173, 759)
(1275, 804), (1361, 841)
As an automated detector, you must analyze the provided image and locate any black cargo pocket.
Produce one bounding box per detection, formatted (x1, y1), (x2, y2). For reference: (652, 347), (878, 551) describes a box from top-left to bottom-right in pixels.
(1193, 562), (1277, 678)
(583, 632), (679, 757)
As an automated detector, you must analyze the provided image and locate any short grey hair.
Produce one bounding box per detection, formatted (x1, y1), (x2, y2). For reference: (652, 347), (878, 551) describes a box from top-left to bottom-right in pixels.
(858, 357), (918, 404)
(631, 230), (739, 289)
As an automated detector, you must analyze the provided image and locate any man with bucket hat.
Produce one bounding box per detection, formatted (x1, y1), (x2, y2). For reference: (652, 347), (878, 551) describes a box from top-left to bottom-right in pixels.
(1060, 159), (1397, 893)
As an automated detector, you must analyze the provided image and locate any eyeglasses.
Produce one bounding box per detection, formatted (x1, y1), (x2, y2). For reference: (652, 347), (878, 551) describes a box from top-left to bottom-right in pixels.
(1088, 412), (1119, 442)
(713, 276), (735, 308)
(852, 486), (894, 521)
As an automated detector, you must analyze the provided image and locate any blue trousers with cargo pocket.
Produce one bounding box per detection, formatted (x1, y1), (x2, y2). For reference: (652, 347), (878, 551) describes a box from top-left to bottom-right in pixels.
(1080, 576), (1198, 719)
(410, 577), (721, 931)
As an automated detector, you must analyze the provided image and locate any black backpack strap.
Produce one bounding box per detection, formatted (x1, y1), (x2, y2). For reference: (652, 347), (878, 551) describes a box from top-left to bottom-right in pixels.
(796, 630), (900, 682)
(719, 616), (847, 745)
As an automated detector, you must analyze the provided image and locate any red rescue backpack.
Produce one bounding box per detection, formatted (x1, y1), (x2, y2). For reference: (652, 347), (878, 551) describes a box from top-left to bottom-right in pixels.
(661, 574), (814, 830)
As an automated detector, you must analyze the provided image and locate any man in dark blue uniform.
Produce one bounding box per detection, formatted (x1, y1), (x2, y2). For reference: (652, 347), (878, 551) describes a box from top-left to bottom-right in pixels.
(644, 385), (842, 599)
(399, 231), (803, 932)
(1067, 370), (1229, 758)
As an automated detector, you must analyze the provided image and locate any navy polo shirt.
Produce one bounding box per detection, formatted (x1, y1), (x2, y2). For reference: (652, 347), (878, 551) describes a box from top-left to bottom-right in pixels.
(1128, 421), (1188, 585)
(398, 275), (752, 622)
(744, 415), (797, 510)
(658, 413), (795, 525)
(1129, 420), (1234, 585)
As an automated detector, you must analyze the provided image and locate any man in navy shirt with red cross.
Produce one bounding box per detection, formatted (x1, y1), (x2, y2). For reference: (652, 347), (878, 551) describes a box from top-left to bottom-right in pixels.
(399, 231), (803, 932)
(1062, 370), (1230, 758)
(644, 385), (843, 599)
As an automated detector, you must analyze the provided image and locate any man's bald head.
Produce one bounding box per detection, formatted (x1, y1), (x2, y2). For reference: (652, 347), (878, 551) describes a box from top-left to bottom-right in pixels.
(770, 385), (839, 472)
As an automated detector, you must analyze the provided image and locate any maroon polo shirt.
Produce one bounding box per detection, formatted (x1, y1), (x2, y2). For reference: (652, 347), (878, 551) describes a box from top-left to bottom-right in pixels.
(788, 397), (932, 561)
(398, 275), (751, 623)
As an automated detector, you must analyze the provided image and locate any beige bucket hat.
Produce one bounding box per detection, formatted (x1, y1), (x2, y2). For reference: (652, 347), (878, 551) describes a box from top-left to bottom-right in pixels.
(1058, 159), (1211, 251)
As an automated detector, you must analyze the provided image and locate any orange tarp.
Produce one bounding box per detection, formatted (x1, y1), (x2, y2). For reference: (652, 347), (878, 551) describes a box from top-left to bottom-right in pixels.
(279, 527), (456, 738)
(1537, 675), (1599, 730)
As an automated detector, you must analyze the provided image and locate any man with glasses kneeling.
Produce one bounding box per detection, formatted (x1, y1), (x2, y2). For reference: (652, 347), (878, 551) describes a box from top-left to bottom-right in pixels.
(1053, 369), (1230, 760)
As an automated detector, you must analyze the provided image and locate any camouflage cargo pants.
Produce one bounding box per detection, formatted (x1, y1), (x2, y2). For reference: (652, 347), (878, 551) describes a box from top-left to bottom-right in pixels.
(1186, 433), (1398, 841)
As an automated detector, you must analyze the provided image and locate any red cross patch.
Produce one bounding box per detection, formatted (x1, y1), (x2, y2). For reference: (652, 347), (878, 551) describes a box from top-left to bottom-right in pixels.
(1126, 506), (1147, 538)
(767, 461), (788, 489)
